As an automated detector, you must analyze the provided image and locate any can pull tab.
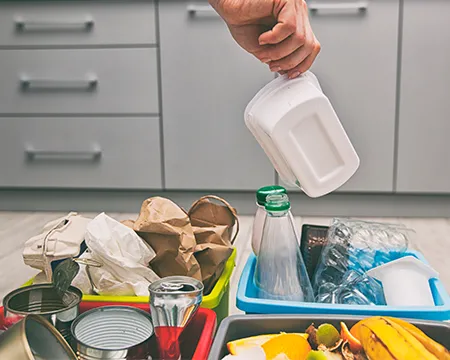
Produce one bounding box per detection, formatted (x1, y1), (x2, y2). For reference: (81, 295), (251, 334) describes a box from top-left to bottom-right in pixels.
(160, 282), (196, 292)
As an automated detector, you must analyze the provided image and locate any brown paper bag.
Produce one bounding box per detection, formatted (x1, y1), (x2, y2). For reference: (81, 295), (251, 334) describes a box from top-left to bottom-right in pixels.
(124, 197), (202, 280)
(188, 196), (238, 294)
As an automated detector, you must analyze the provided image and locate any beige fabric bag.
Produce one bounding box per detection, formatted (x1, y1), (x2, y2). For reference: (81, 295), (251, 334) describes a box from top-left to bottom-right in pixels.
(22, 212), (91, 282)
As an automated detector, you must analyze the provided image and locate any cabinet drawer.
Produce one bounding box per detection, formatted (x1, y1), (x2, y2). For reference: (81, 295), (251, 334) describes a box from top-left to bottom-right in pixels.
(0, 1), (156, 47)
(0, 48), (159, 114)
(0, 117), (162, 189)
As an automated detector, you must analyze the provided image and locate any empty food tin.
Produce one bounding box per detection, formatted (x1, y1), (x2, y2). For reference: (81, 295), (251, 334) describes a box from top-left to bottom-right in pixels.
(3, 283), (82, 348)
(0, 314), (76, 360)
(71, 306), (154, 360)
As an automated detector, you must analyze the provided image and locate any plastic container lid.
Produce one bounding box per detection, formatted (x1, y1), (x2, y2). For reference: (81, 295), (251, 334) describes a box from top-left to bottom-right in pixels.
(245, 72), (360, 198)
(256, 185), (287, 206)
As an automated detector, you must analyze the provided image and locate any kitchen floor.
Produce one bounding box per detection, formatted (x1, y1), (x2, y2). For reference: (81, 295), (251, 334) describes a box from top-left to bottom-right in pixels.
(1, 212), (449, 314)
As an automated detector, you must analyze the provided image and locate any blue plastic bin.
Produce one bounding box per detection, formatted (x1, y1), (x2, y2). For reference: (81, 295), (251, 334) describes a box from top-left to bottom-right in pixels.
(236, 250), (450, 321)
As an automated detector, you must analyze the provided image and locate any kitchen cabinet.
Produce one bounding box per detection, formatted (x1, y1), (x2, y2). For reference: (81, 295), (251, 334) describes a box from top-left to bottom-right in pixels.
(307, 0), (400, 192)
(159, 1), (275, 190)
(0, 117), (162, 189)
(0, 0), (163, 191)
(396, 0), (450, 193)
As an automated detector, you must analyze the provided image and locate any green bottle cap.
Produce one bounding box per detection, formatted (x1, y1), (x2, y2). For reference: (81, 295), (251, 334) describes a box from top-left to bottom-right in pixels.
(256, 185), (287, 206)
(265, 193), (291, 212)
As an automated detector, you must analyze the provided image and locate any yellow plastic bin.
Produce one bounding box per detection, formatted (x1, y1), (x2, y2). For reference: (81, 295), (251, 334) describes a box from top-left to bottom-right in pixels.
(24, 248), (236, 324)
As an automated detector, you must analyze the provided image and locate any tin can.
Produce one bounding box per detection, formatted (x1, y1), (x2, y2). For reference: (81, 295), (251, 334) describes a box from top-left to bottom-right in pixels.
(149, 276), (204, 360)
(71, 306), (154, 360)
(3, 283), (82, 348)
(0, 314), (77, 359)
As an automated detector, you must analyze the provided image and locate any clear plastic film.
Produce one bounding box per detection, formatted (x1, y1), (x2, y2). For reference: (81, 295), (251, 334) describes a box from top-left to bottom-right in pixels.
(313, 218), (415, 305)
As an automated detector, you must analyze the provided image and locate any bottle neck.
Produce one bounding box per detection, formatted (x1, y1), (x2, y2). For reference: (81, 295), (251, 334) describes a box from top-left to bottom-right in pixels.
(266, 209), (290, 217)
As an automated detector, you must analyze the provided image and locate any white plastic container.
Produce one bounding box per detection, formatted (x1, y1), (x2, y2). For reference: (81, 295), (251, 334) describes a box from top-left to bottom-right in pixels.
(245, 72), (360, 198)
(367, 256), (439, 307)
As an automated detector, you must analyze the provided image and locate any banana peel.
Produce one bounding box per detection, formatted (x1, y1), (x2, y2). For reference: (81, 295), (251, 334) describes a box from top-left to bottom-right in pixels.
(386, 317), (450, 360)
(355, 317), (440, 360)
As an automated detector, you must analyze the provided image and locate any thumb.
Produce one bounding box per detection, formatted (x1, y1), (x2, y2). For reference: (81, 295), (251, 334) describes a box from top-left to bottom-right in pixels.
(258, 1), (297, 45)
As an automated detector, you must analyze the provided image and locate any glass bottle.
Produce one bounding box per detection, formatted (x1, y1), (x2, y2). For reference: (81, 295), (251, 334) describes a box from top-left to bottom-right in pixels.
(254, 193), (314, 302)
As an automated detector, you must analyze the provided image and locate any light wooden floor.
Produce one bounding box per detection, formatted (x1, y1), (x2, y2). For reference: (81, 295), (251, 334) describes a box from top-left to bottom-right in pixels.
(1, 212), (449, 314)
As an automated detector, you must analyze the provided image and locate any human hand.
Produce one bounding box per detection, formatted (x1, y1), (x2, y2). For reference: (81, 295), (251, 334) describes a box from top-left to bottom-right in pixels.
(209, 0), (320, 79)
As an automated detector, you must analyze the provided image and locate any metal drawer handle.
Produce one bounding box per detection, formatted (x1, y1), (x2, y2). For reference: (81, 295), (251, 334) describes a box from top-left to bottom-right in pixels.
(25, 146), (102, 161)
(20, 74), (98, 91)
(15, 16), (94, 31)
(187, 4), (220, 17)
(309, 1), (368, 13)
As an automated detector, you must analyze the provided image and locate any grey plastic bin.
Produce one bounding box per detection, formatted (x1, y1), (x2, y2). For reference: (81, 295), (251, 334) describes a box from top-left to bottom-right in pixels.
(208, 314), (450, 360)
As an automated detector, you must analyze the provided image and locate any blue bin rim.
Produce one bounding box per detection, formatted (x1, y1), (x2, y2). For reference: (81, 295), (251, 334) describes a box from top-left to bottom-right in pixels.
(236, 250), (450, 320)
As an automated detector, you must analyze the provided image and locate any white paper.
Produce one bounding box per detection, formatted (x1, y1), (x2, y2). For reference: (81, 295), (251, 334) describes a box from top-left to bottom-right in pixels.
(72, 213), (159, 296)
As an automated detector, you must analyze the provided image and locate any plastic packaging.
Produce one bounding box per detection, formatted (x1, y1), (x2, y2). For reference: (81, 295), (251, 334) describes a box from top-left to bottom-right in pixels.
(251, 186), (287, 255)
(254, 194), (313, 302)
(312, 218), (415, 304)
(300, 224), (329, 280)
(245, 72), (360, 198)
(367, 256), (439, 307)
(315, 270), (386, 306)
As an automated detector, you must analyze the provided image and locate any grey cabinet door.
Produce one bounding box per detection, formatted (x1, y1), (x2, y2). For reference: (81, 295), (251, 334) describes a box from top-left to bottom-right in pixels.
(396, 0), (450, 193)
(159, 1), (275, 190)
(307, 0), (399, 192)
(0, 117), (162, 189)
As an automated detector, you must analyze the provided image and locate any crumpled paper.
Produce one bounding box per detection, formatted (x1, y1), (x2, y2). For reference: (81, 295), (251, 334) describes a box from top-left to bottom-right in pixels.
(72, 213), (159, 296)
(189, 196), (237, 294)
(124, 197), (202, 280)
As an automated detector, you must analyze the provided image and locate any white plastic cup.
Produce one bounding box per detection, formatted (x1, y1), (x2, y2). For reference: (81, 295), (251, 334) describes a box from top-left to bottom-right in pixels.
(367, 256), (439, 307)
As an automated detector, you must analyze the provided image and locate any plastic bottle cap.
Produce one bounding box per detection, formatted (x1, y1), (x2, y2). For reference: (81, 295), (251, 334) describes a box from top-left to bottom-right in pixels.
(256, 186), (287, 206)
(264, 193), (290, 212)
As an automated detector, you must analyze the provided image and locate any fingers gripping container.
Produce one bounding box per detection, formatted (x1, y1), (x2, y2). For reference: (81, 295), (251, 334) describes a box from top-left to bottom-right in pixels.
(245, 72), (360, 198)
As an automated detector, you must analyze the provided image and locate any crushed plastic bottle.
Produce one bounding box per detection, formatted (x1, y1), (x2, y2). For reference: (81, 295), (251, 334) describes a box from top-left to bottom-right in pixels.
(313, 218), (415, 305)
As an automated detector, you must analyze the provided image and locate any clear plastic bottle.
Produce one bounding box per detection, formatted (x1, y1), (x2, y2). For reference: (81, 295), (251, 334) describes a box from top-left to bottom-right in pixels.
(254, 193), (314, 302)
(251, 186), (287, 255)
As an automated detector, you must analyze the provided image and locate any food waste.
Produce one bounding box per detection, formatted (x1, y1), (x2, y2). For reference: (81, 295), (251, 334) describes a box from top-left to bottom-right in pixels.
(222, 317), (449, 360)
